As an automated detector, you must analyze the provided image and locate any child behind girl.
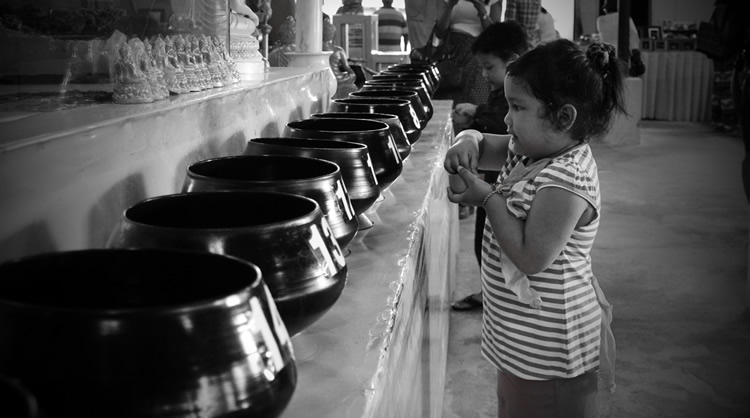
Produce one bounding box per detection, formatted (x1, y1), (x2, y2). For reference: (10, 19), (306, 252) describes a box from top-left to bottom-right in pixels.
(451, 20), (528, 311)
(444, 39), (625, 417)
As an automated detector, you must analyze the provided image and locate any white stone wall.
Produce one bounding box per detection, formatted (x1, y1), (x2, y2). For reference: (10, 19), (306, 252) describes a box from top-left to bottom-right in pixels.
(0, 67), (335, 262)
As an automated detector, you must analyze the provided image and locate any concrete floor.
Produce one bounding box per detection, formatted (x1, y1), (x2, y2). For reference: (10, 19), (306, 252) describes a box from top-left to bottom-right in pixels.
(442, 121), (750, 418)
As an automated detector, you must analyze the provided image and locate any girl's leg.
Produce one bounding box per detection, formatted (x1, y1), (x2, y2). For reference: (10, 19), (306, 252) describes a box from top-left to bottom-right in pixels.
(496, 370), (598, 418)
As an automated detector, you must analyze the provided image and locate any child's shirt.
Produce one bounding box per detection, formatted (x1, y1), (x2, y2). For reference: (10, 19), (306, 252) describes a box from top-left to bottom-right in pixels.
(470, 86), (509, 134)
(480, 143), (603, 381)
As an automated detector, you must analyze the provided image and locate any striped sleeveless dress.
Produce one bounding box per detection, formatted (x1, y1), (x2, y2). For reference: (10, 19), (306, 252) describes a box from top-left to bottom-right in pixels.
(481, 143), (602, 380)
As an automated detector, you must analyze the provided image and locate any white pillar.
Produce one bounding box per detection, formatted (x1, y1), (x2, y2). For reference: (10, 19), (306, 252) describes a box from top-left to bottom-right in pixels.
(287, 0), (335, 101)
(295, 0), (323, 53)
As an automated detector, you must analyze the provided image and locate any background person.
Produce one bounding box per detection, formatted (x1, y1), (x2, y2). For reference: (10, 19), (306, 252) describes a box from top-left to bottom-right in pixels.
(375, 0), (409, 51)
(323, 13), (358, 99)
(336, 0), (364, 15)
(503, 0), (542, 48)
(432, 0), (503, 105)
(715, 0), (750, 202)
(536, 7), (560, 43)
(335, 0), (366, 65)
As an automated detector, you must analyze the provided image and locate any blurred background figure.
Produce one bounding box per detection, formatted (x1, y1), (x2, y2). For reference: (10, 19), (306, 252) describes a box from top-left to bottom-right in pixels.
(334, 0), (365, 68)
(536, 7), (560, 43)
(267, 15), (296, 67)
(432, 0), (503, 105)
(503, 0), (542, 48)
(404, 0), (443, 61)
(374, 0), (409, 51)
(323, 13), (359, 98)
(337, 0), (364, 15)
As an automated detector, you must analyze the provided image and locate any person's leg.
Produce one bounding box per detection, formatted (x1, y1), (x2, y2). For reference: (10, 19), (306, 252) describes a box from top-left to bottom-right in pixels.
(456, 171), (500, 310)
(474, 206), (486, 265)
(710, 57), (738, 132)
(496, 371), (598, 418)
(734, 50), (750, 203)
(452, 199), (486, 311)
(497, 370), (555, 418)
(497, 370), (507, 418)
(552, 372), (598, 418)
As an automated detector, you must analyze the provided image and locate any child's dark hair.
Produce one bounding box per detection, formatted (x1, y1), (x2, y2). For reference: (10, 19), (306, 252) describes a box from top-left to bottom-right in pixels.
(506, 39), (627, 141)
(471, 21), (528, 62)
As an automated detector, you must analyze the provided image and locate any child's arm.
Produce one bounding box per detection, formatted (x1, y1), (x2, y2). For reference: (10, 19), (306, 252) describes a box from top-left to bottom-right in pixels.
(444, 130), (510, 174)
(477, 133), (511, 170)
(436, 0), (459, 38)
(450, 165), (591, 274)
(485, 186), (591, 274)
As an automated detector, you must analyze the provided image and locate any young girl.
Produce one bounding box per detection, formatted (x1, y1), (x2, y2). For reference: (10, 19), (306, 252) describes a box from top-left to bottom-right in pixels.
(444, 39), (625, 417)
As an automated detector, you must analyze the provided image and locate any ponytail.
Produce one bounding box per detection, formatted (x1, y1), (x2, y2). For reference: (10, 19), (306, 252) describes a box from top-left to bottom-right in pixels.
(585, 42), (627, 121)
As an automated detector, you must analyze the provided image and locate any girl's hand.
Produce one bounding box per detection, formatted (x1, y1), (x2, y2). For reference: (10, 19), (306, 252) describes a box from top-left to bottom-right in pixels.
(444, 129), (482, 174)
(446, 166), (493, 206)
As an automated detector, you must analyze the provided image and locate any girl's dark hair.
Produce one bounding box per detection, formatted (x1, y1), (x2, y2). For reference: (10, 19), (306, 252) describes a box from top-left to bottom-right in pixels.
(506, 39), (627, 141)
(471, 21), (528, 62)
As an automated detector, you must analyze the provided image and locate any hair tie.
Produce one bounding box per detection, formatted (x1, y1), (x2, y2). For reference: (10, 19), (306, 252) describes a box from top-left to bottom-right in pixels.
(586, 42), (614, 79)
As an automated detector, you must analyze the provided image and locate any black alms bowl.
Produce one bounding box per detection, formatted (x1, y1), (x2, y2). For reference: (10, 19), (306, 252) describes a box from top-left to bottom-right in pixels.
(310, 112), (412, 161)
(329, 97), (422, 144)
(183, 155), (358, 249)
(284, 118), (404, 191)
(108, 191), (348, 337)
(0, 248), (296, 418)
(348, 90), (428, 127)
(244, 137), (381, 216)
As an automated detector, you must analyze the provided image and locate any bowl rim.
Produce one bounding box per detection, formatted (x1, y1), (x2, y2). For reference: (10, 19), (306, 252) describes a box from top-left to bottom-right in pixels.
(121, 190), (325, 233)
(186, 154), (343, 184)
(286, 117), (392, 134)
(349, 90), (418, 98)
(310, 112), (400, 122)
(247, 136), (368, 151)
(331, 97), (411, 106)
(0, 248), (265, 315)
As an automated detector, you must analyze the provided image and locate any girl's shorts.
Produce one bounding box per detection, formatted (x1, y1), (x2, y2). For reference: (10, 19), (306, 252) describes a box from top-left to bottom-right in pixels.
(496, 370), (598, 418)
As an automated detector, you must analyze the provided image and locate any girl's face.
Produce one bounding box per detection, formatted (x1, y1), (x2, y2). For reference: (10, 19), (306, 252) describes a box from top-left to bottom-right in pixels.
(503, 75), (568, 160)
(475, 52), (508, 90)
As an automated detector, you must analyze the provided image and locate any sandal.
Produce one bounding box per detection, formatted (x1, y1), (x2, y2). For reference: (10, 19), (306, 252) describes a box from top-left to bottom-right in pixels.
(451, 293), (483, 311)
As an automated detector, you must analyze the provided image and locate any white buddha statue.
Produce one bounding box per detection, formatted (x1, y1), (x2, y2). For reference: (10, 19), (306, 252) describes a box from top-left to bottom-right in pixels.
(170, 0), (264, 79)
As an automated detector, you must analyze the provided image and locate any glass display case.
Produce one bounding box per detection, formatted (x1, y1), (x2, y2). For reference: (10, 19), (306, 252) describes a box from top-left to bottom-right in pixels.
(0, 0), (266, 110)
